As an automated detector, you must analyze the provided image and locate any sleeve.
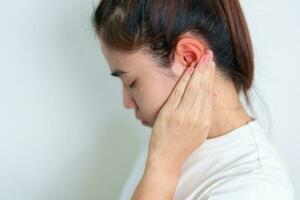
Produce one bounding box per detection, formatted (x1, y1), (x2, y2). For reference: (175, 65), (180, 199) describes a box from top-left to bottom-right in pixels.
(196, 172), (294, 200)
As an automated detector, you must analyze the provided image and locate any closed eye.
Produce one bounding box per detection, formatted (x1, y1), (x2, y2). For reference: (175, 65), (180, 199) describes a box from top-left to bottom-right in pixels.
(129, 80), (136, 88)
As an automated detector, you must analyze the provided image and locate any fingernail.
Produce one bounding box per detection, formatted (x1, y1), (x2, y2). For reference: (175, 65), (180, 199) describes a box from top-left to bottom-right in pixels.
(198, 57), (207, 72)
(203, 55), (210, 65)
(188, 67), (195, 75)
(198, 60), (205, 72)
(203, 52), (213, 65)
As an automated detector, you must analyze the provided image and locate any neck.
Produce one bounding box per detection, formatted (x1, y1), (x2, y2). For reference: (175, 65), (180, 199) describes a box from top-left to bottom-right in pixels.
(208, 73), (254, 139)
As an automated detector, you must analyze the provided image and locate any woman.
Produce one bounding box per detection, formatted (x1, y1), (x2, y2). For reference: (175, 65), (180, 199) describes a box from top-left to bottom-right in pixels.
(92, 0), (295, 199)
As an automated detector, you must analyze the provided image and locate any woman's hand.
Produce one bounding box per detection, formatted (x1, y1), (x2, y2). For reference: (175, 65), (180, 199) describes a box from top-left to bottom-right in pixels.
(131, 50), (216, 200)
(147, 50), (217, 171)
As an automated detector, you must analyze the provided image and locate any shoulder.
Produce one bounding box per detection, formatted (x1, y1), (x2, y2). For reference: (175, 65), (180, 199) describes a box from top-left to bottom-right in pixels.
(199, 170), (295, 200)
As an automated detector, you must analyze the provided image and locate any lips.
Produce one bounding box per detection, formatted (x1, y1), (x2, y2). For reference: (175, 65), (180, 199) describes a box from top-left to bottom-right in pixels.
(138, 117), (148, 124)
(141, 120), (149, 125)
(136, 116), (142, 120)
(135, 113), (149, 125)
(139, 118), (147, 123)
(135, 114), (143, 121)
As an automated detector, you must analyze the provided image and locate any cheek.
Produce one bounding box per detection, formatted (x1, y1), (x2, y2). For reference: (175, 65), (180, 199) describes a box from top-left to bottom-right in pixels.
(137, 78), (177, 125)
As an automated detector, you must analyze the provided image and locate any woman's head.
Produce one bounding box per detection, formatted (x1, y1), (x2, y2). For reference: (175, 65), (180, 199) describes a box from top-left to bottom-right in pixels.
(93, 0), (254, 127)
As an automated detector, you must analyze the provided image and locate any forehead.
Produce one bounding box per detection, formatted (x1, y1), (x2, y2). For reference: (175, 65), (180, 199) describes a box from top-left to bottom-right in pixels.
(99, 39), (152, 73)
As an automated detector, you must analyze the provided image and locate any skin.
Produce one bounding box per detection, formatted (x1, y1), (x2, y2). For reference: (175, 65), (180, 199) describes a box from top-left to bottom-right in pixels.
(132, 53), (215, 200)
(98, 31), (254, 199)
(99, 32), (253, 137)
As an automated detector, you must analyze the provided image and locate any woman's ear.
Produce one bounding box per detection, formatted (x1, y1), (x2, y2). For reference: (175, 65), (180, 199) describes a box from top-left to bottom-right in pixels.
(169, 36), (209, 78)
(175, 37), (208, 68)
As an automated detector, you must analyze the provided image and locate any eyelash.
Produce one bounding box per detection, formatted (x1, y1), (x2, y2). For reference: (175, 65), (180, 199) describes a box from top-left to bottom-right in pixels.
(129, 80), (136, 88)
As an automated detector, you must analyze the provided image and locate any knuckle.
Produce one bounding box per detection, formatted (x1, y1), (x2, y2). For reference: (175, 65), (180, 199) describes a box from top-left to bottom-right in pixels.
(173, 114), (185, 125)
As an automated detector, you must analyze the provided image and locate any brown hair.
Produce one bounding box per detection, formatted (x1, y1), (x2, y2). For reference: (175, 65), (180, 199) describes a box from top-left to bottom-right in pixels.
(92, 0), (254, 105)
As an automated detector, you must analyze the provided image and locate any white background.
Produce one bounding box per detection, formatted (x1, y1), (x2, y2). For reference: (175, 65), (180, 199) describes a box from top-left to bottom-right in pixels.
(0, 0), (299, 200)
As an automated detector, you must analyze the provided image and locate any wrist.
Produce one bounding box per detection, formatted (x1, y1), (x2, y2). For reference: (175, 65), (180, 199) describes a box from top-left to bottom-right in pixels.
(145, 154), (183, 176)
(143, 159), (182, 191)
(132, 159), (181, 200)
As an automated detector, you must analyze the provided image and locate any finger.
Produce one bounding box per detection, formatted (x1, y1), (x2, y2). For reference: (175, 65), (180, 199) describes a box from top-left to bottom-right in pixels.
(164, 66), (195, 110)
(208, 61), (216, 98)
(178, 50), (213, 110)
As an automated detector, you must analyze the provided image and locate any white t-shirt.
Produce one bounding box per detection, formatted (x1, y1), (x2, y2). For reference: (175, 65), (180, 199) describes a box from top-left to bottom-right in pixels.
(119, 120), (295, 200)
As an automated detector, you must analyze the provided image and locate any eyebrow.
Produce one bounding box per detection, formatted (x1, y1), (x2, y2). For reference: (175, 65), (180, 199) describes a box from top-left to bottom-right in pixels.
(110, 69), (129, 77)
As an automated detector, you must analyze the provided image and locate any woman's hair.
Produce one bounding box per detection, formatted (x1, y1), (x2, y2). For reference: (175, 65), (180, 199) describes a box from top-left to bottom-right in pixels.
(92, 0), (254, 105)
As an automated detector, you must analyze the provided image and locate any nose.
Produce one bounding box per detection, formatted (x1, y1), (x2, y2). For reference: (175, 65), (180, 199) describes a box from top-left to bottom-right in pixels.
(122, 86), (137, 109)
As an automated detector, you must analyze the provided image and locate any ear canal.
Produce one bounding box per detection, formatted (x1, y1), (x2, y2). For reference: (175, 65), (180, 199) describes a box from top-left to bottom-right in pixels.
(184, 53), (195, 65)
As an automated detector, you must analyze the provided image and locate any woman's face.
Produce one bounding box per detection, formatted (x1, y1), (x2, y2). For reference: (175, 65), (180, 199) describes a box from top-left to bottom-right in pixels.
(99, 40), (183, 127)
